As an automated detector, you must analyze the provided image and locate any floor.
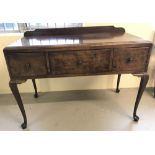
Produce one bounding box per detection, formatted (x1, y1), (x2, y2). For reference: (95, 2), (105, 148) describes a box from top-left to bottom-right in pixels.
(0, 88), (155, 131)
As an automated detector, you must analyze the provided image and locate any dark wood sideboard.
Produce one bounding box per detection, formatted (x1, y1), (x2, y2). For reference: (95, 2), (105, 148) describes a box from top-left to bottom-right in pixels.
(3, 26), (153, 129)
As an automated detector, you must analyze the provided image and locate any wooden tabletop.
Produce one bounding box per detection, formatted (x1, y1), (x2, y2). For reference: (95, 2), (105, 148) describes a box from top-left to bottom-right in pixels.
(4, 26), (152, 51)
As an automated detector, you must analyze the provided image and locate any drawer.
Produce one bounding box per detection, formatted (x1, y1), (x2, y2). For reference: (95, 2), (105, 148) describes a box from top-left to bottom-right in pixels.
(49, 51), (93, 75)
(49, 49), (111, 76)
(7, 53), (47, 78)
(113, 47), (149, 73)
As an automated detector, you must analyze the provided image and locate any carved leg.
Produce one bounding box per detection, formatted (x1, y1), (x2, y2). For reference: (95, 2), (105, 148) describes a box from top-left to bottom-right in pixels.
(32, 79), (38, 98)
(116, 74), (121, 93)
(133, 74), (149, 121)
(9, 81), (27, 129)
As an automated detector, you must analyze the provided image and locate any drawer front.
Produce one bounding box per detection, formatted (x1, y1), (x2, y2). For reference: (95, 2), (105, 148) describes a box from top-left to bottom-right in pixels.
(7, 53), (47, 78)
(49, 49), (111, 76)
(113, 47), (149, 73)
(50, 51), (94, 75)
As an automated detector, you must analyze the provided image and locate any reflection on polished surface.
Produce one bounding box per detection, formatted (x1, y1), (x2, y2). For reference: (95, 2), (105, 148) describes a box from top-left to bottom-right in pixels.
(9, 38), (80, 47)
(8, 32), (147, 48)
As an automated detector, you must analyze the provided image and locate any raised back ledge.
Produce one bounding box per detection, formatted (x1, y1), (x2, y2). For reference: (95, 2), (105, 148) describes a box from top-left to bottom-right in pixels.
(24, 26), (125, 37)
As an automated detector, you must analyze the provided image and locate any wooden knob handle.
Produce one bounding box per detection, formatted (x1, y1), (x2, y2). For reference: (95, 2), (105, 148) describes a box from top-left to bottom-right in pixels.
(25, 63), (31, 71)
(126, 58), (133, 64)
(77, 60), (83, 65)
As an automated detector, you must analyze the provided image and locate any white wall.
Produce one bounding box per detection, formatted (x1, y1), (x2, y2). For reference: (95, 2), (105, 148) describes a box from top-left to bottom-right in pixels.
(0, 23), (155, 94)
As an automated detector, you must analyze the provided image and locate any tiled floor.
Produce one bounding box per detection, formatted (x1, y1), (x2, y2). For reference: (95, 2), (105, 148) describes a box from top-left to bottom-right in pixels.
(0, 88), (155, 131)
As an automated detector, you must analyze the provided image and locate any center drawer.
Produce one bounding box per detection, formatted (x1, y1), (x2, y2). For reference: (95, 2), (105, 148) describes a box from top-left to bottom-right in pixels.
(49, 49), (111, 76)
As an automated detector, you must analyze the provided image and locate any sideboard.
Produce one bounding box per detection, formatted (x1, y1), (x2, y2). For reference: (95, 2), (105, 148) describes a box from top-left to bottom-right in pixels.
(3, 26), (153, 129)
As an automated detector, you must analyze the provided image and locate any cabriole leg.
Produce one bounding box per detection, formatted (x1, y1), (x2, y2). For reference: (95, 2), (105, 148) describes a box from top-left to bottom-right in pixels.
(116, 74), (121, 93)
(133, 74), (149, 121)
(32, 79), (38, 98)
(9, 81), (27, 129)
